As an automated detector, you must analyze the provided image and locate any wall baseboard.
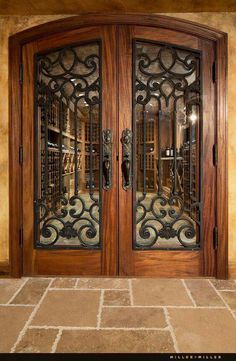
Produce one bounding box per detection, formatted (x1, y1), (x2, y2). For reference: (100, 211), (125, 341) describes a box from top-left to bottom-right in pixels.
(229, 262), (236, 279)
(0, 261), (10, 276)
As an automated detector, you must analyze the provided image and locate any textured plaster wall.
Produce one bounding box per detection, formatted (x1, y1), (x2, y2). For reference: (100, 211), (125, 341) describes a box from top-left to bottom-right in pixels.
(0, 13), (235, 270)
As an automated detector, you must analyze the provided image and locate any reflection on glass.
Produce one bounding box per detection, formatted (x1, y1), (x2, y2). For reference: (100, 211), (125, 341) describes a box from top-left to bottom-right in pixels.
(35, 42), (101, 248)
(134, 41), (201, 249)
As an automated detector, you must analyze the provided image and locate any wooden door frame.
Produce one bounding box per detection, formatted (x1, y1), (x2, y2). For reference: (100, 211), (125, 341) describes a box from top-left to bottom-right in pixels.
(9, 13), (228, 278)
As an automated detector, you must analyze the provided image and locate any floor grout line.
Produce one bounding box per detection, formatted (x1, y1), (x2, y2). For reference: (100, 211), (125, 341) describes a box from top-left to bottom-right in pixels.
(74, 278), (80, 288)
(129, 279), (134, 306)
(102, 305), (226, 309)
(6, 278), (29, 305)
(96, 290), (104, 330)
(28, 325), (170, 331)
(208, 280), (236, 320)
(219, 289), (236, 292)
(0, 304), (35, 307)
(163, 307), (179, 353)
(51, 328), (63, 353)
(48, 287), (129, 291)
(181, 279), (197, 307)
(10, 278), (54, 353)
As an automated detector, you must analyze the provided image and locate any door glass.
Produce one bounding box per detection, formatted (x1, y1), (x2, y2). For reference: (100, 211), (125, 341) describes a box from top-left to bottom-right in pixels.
(34, 42), (101, 248)
(134, 40), (201, 249)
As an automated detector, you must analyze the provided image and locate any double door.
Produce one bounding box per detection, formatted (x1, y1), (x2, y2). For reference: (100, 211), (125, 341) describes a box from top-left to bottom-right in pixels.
(22, 25), (216, 276)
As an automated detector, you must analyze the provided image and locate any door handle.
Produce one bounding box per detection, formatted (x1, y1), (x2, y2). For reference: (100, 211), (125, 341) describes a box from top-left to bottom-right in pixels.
(102, 129), (112, 190)
(121, 128), (133, 190)
(103, 159), (111, 189)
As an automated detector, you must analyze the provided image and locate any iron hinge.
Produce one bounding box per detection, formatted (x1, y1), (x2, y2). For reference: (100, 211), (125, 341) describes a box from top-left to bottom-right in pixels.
(19, 63), (23, 84)
(213, 143), (218, 166)
(212, 61), (216, 83)
(213, 226), (218, 250)
(19, 145), (23, 165)
(19, 226), (23, 248)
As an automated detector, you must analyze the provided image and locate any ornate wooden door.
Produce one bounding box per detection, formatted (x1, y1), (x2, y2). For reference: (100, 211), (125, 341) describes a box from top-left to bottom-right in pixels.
(118, 26), (216, 277)
(22, 26), (118, 275)
(22, 23), (216, 276)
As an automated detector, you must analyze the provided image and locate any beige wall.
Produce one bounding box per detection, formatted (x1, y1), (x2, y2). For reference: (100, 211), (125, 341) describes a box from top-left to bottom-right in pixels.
(0, 13), (235, 272)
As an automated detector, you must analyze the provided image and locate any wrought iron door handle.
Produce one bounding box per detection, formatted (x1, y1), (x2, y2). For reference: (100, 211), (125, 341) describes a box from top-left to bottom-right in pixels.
(102, 129), (112, 190)
(122, 159), (131, 188)
(103, 159), (111, 189)
(121, 129), (132, 190)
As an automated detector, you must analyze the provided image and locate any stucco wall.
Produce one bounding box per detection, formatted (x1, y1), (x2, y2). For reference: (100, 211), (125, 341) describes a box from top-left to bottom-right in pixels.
(0, 13), (235, 272)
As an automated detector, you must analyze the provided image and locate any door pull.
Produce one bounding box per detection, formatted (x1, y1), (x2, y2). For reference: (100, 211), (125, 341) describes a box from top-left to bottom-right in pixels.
(121, 128), (133, 190)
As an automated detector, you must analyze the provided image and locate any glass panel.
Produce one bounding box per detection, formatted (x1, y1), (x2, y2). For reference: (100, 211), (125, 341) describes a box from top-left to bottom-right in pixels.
(134, 41), (201, 249)
(34, 42), (101, 248)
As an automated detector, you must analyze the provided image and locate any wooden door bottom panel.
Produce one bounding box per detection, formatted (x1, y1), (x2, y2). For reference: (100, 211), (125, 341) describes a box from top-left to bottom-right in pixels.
(24, 250), (101, 276)
(121, 251), (203, 277)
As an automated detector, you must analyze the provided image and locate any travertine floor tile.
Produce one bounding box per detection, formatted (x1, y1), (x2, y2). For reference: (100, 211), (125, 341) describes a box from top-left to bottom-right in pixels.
(0, 279), (25, 304)
(56, 329), (175, 353)
(77, 278), (129, 289)
(210, 279), (236, 290)
(11, 278), (51, 305)
(103, 290), (131, 306)
(101, 307), (166, 328)
(32, 290), (100, 327)
(0, 306), (33, 352)
(50, 278), (77, 288)
(220, 291), (236, 310)
(14, 328), (58, 353)
(132, 279), (192, 306)
(168, 308), (236, 353)
(185, 279), (224, 306)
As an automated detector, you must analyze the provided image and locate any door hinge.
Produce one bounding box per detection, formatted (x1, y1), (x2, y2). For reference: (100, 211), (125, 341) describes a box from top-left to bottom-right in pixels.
(19, 145), (23, 165)
(213, 143), (218, 166)
(19, 63), (23, 84)
(19, 226), (23, 248)
(213, 226), (218, 250)
(212, 61), (216, 83)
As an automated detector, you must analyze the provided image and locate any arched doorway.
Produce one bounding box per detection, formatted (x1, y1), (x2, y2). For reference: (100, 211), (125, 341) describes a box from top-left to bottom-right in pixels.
(9, 14), (227, 278)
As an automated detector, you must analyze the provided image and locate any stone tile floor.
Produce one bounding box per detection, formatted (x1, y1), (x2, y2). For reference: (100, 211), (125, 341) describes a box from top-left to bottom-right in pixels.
(0, 277), (236, 353)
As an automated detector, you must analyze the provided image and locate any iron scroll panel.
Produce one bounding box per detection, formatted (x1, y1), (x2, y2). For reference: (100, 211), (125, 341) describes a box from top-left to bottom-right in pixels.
(133, 40), (202, 250)
(34, 41), (102, 249)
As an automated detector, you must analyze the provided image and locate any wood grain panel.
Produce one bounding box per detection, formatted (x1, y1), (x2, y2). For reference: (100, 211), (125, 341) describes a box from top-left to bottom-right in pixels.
(101, 25), (118, 275)
(132, 251), (201, 277)
(118, 25), (134, 276)
(200, 38), (216, 277)
(134, 26), (199, 50)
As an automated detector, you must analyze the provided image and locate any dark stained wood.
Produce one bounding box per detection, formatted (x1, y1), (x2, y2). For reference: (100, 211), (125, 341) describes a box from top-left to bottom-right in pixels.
(131, 251), (201, 277)
(10, 14), (227, 45)
(9, 14), (228, 278)
(100, 25), (118, 275)
(34, 251), (101, 276)
(200, 38), (217, 276)
(216, 34), (228, 279)
(118, 25), (134, 276)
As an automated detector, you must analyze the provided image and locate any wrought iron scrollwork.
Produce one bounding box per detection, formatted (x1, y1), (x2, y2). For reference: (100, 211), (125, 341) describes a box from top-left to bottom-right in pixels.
(35, 41), (101, 249)
(121, 129), (133, 190)
(134, 40), (202, 249)
(102, 129), (112, 190)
